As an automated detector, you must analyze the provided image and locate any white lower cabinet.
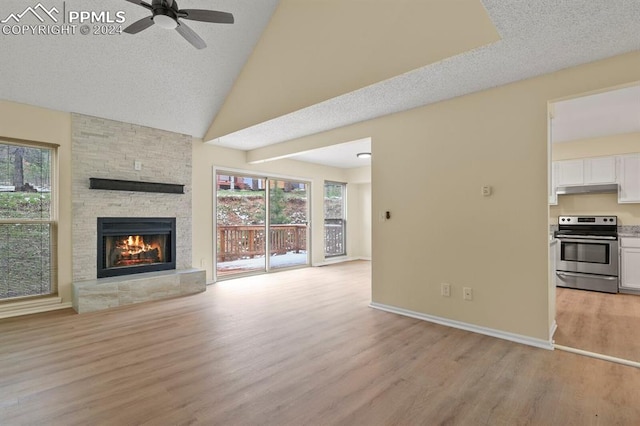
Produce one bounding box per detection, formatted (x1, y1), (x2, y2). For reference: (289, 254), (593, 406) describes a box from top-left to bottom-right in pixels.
(620, 238), (640, 292)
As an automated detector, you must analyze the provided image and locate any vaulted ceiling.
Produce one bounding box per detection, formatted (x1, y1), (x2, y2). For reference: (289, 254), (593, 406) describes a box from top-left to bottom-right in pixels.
(1, 0), (639, 162)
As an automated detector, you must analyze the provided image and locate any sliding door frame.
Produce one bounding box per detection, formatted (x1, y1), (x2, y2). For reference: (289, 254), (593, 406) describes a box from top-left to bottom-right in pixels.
(213, 166), (312, 282)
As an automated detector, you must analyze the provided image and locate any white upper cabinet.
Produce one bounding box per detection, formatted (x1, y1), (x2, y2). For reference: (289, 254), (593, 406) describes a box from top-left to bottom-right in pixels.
(551, 153), (640, 203)
(617, 154), (640, 203)
(584, 156), (617, 184)
(555, 156), (616, 187)
(556, 159), (584, 186)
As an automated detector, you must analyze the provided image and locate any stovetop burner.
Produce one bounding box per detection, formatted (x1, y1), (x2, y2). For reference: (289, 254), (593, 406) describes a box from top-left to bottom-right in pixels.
(555, 215), (618, 239)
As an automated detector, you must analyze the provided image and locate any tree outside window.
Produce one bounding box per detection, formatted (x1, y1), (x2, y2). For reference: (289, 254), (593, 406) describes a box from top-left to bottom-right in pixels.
(0, 142), (55, 300)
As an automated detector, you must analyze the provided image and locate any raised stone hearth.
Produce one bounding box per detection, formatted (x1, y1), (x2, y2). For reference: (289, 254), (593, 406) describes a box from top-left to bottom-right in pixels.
(72, 269), (205, 314)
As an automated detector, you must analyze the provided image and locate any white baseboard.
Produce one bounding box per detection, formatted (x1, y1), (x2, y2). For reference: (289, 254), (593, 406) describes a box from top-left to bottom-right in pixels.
(0, 297), (73, 319)
(554, 344), (640, 369)
(313, 256), (371, 267)
(369, 302), (554, 351)
(549, 320), (558, 340)
(313, 256), (353, 266)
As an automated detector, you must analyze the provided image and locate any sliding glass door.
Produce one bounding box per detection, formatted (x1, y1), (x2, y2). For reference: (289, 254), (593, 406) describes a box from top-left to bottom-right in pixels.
(215, 172), (309, 279)
(216, 173), (266, 277)
(269, 179), (309, 270)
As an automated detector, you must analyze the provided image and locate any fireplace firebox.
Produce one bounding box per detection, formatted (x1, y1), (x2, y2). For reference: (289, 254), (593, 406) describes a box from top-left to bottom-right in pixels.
(97, 217), (176, 278)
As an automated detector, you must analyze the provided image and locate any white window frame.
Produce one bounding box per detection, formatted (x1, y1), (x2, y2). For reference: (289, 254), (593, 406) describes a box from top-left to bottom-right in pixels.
(0, 139), (58, 300)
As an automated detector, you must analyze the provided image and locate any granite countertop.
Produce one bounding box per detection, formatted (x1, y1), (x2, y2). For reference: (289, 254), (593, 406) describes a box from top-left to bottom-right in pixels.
(619, 226), (640, 238)
(548, 224), (640, 238)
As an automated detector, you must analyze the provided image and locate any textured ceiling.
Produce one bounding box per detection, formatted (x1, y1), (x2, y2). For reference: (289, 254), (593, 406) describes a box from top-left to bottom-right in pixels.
(1, 0), (639, 157)
(0, 0), (279, 137)
(213, 0), (640, 150)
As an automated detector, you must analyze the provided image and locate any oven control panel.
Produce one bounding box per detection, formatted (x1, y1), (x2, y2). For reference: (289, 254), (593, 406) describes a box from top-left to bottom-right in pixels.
(558, 216), (617, 225)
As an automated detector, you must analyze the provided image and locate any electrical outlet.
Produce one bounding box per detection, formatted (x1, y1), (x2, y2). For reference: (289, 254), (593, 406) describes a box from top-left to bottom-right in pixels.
(441, 283), (451, 297)
(463, 287), (473, 301)
(134, 160), (142, 171)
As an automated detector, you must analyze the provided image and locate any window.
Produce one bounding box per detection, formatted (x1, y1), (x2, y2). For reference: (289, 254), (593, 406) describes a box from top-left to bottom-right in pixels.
(0, 141), (56, 300)
(324, 181), (346, 257)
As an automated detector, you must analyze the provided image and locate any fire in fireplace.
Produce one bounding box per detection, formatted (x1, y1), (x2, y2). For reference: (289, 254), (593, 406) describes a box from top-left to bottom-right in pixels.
(97, 217), (176, 278)
(107, 234), (165, 267)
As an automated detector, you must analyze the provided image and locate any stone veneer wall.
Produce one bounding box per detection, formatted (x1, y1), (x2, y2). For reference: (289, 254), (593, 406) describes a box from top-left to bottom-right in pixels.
(72, 114), (193, 281)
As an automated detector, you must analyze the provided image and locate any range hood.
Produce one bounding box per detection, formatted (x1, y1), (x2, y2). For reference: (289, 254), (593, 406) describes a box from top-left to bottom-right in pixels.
(556, 183), (619, 195)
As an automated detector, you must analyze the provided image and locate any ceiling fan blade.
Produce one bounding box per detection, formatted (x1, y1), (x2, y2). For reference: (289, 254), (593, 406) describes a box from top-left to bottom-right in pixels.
(124, 0), (153, 11)
(123, 16), (155, 34)
(178, 9), (234, 24)
(175, 21), (206, 49)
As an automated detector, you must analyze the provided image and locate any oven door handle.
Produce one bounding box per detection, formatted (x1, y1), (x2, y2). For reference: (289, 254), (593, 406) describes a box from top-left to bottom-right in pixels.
(556, 271), (618, 281)
(555, 235), (617, 240)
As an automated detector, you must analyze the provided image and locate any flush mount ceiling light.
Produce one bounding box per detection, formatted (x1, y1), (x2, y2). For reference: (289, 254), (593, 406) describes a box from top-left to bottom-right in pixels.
(357, 152), (372, 159)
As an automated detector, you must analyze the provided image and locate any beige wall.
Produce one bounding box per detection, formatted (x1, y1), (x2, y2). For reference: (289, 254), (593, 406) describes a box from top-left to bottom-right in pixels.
(257, 52), (640, 341)
(0, 99), (373, 305)
(344, 167), (372, 259)
(205, 0), (498, 140)
(192, 142), (371, 282)
(0, 100), (73, 302)
(346, 166), (371, 184)
(550, 132), (640, 225)
(349, 183), (372, 259)
(3, 51), (638, 342)
(552, 132), (640, 161)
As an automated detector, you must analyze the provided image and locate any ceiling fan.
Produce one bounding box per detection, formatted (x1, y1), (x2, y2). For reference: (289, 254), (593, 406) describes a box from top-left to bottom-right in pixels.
(124, 0), (234, 49)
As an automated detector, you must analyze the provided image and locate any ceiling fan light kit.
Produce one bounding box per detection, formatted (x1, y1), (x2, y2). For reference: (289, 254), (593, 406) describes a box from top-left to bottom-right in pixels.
(153, 12), (178, 29)
(124, 0), (234, 49)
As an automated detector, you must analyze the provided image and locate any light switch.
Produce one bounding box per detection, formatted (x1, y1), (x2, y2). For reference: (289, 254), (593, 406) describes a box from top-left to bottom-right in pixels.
(134, 160), (142, 171)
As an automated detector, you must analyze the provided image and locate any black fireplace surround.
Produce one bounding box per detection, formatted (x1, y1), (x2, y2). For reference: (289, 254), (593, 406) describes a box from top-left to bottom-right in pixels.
(97, 217), (176, 278)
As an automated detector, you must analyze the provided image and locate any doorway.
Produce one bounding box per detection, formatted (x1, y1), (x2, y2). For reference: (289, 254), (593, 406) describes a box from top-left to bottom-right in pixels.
(548, 83), (640, 365)
(215, 171), (310, 279)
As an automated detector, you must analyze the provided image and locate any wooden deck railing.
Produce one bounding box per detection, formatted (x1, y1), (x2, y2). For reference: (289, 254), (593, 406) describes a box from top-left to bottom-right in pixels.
(324, 221), (345, 256)
(218, 225), (307, 262)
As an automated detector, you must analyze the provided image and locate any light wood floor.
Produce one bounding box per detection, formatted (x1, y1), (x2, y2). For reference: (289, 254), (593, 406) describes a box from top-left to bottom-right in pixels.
(555, 287), (640, 362)
(1, 261), (640, 425)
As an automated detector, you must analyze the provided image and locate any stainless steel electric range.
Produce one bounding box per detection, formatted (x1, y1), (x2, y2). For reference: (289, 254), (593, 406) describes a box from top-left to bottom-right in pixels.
(554, 215), (618, 294)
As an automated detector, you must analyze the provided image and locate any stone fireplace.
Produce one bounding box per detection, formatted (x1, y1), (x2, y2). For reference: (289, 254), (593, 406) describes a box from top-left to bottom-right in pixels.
(71, 114), (203, 313)
(97, 217), (176, 278)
